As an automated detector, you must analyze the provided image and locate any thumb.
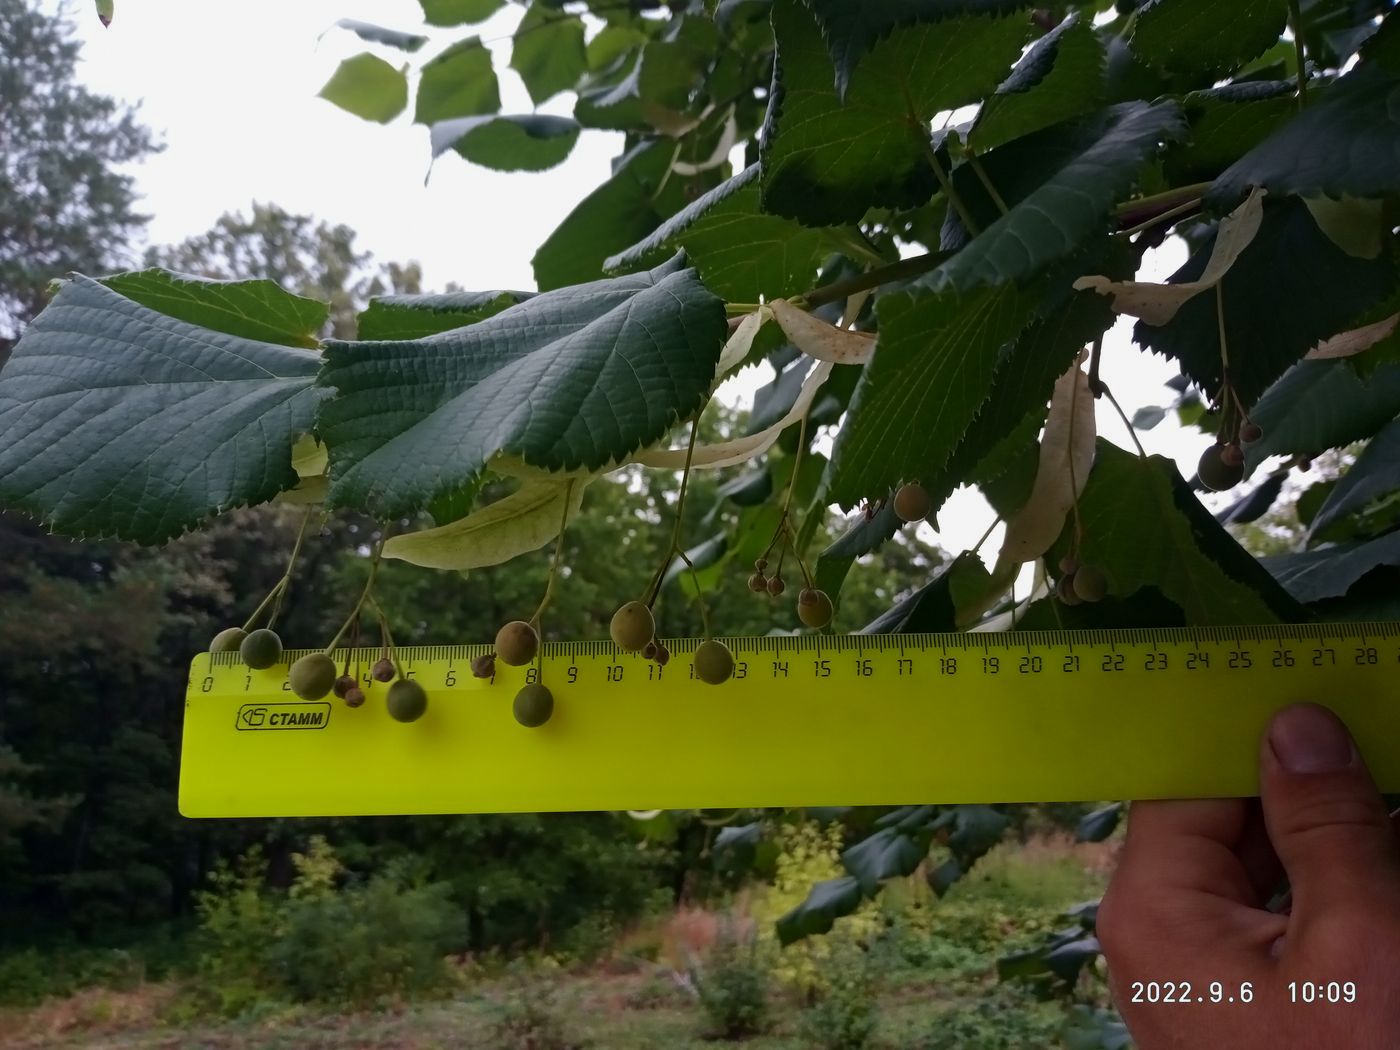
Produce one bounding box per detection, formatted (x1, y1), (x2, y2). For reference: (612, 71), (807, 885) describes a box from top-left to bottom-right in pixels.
(1260, 703), (1400, 926)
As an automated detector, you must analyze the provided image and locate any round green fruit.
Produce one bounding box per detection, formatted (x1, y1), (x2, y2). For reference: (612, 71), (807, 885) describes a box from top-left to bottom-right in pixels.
(610, 601), (655, 652)
(893, 483), (932, 524)
(495, 620), (539, 666)
(387, 679), (428, 723)
(210, 627), (247, 653)
(289, 653), (337, 701)
(240, 628), (283, 670)
(797, 588), (834, 629)
(693, 639), (735, 685)
(1074, 565), (1108, 603)
(1198, 445), (1244, 492)
(513, 683), (555, 727)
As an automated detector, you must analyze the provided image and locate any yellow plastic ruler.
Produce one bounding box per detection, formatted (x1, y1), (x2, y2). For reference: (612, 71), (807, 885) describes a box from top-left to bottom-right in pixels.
(179, 623), (1400, 818)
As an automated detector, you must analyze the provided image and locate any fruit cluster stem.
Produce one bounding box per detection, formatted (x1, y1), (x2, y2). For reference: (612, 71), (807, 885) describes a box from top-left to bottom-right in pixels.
(530, 478), (576, 629)
(368, 596), (405, 680)
(644, 409), (706, 609)
(240, 507), (315, 632)
(325, 536), (387, 654)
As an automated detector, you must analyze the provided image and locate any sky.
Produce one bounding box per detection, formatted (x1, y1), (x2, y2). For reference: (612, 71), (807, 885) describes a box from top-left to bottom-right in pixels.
(57, 0), (1212, 556)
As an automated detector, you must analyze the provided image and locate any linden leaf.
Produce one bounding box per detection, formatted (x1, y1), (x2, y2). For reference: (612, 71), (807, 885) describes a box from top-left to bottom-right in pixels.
(318, 255), (727, 518)
(0, 276), (325, 542)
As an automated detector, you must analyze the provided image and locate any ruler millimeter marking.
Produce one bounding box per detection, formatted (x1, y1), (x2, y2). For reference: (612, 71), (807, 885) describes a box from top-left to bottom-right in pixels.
(179, 623), (1400, 818)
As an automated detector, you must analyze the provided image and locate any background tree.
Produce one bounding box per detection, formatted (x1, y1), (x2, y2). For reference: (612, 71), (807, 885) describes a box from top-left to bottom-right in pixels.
(145, 202), (427, 338)
(0, 0), (156, 347)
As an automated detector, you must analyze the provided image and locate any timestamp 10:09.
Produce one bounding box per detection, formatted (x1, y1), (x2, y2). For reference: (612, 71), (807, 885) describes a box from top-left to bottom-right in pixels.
(1130, 981), (1358, 1004)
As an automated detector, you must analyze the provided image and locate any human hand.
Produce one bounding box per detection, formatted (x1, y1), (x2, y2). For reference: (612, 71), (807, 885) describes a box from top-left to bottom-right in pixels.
(1098, 703), (1400, 1049)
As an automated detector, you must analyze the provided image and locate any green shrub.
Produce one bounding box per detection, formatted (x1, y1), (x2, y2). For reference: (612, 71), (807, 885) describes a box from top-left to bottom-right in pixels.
(905, 985), (1068, 1050)
(186, 837), (462, 1015)
(797, 944), (877, 1050)
(689, 924), (770, 1040)
(0, 945), (146, 1006)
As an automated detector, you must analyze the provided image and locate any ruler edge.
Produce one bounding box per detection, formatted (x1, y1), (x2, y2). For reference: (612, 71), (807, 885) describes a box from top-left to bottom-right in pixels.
(188, 620), (1400, 673)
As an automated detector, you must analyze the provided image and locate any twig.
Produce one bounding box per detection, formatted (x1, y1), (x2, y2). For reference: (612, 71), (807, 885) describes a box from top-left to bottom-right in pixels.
(1287, 0), (1309, 110)
(798, 251), (950, 311)
(1099, 382), (1149, 459)
(1119, 198), (1202, 239)
(968, 154), (1010, 217)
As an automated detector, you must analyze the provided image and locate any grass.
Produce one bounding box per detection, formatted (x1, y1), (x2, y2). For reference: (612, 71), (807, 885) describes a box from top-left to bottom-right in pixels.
(0, 977), (1073, 1050)
(0, 834), (1116, 1050)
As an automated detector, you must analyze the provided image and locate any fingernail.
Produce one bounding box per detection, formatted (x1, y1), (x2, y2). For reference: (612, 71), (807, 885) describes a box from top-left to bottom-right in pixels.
(1269, 704), (1355, 773)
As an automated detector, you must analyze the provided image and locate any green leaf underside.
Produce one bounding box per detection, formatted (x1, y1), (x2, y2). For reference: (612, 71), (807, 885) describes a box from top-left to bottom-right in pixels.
(430, 114), (580, 172)
(356, 290), (533, 341)
(319, 53), (407, 124)
(1137, 199), (1397, 407)
(604, 164), (841, 302)
(1165, 81), (1297, 183)
(1210, 62), (1400, 205)
(1131, 0), (1288, 77)
(332, 19), (428, 52)
(970, 14), (1106, 153)
(928, 290), (1115, 514)
(0, 276), (324, 543)
(100, 270), (328, 349)
(510, 3), (587, 106)
(803, 0), (1034, 98)
(1310, 419), (1400, 536)
(318, 256), (727, 518)
(1260, 530), (1400, 603)
(776, 876), (863, 946)
(533, 141), (715, 291)
(816, 501), (901, 606)
(826, 281), (1040, 509)
(415, 38), (500, 125)
(1245, 361), (1400, 471)
(418, 0), (503, 26)
(761, 0), (1030, 225)
(1064, 442), (1300, 624)
(860, 553), (992, 634)
(931, 101), (1186, 292)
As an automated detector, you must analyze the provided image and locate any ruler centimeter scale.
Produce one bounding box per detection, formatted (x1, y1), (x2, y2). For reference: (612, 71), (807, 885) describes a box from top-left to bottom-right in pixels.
(179, 622), (1400, 818)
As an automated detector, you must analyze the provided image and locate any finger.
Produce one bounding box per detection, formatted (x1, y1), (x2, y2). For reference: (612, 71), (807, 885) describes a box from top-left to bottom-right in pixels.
(1119, 798), (1258, 905)
(1260, 703), (1400, 926)
(1101, 799), (1285, 979)
(1235, 798), (1284, 906)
